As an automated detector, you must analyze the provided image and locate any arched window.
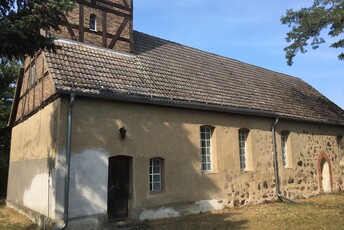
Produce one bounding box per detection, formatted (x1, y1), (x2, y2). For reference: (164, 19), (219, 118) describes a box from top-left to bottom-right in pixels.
(238, 128), (250, 171)
(90, 14), (97, 31)
(200, 126), (214, 172)
(149, 158), (164, 191)
(281, 131), (290, 167)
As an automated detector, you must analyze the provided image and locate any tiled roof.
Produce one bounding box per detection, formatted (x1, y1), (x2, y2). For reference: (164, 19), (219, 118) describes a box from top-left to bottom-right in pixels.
(45, 31), (344, 126)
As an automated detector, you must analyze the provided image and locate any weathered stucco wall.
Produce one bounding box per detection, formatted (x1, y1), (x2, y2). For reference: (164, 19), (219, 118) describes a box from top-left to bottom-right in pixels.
(7, 99), (61, 219)
(57, 97), (344, 220)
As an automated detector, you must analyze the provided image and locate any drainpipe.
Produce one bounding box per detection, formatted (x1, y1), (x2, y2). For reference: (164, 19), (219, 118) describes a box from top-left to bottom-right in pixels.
(61, 93), (76, 230)
(271, 117), (300, 204)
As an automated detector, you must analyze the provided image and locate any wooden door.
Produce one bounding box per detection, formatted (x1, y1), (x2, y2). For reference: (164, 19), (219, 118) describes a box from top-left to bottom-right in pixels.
(108, 156), (131, 222)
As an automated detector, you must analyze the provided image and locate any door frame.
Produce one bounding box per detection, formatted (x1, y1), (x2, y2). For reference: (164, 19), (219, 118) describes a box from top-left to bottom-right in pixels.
(317, 152), (333, 193)
(107, 155), (133, 222)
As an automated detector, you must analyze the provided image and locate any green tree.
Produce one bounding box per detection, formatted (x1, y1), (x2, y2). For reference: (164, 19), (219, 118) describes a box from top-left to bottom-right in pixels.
(281, 0), (344, 66)
(0, 59), (19, 196)
(0, 0), (75, 60)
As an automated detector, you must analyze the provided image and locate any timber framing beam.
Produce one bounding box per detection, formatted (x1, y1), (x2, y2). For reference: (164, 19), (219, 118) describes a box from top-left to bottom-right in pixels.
(108, 18), (129, 49)
(75, 0), (132, 19)
(61, 15), (77, 41)
(79, 4), (84, 42)
(65, 22), (131, 44)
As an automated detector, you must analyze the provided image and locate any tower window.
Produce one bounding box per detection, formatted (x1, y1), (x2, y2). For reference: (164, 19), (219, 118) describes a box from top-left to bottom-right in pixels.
(90, 14), (97, 31)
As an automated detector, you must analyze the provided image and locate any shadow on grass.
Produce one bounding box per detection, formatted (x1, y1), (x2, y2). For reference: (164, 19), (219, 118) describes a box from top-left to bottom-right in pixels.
(147, 212), (248, 230)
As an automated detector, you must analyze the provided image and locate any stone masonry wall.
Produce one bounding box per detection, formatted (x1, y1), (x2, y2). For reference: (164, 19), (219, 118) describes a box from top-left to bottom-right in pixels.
(222, 124), (344, 208)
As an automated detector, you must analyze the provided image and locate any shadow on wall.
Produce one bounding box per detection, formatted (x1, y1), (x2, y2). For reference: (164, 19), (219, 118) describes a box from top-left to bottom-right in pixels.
(63, 97), (234, 221)
(6, 100), (60, 219)
(9, 95), (344, 227)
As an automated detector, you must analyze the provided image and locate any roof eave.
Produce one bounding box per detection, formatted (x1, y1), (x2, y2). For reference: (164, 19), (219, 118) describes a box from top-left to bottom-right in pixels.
(56, 89), (344, 127)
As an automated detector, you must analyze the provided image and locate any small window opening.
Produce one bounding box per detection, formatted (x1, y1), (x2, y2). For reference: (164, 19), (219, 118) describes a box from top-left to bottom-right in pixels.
(149, 158), (163, 192)
(239, 128), (249, 171)
(29, 61), (36, 87)
(281, 131), (290, 167)
(90, 14), (97, 31)
(200, 126), (213, 172)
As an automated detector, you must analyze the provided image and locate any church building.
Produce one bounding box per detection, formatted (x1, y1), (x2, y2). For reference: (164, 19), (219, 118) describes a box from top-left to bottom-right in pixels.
(6, 0), (344, 229)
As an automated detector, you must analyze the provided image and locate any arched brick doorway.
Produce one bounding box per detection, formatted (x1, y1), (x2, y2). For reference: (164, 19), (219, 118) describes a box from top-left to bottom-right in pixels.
(318, 152), (333, 193)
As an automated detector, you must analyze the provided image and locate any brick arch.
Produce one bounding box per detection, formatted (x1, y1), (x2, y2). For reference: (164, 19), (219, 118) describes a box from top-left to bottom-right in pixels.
(317, 152), (333, 192)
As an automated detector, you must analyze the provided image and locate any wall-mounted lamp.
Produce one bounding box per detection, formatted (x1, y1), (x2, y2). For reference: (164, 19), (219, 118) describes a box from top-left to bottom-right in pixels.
(119, 126), (127, 139)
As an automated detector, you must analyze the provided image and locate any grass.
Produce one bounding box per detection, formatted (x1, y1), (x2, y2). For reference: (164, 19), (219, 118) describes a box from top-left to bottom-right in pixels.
(147, 193), (344, 230)
(0, 193), (344, 229)
(0, 199), (38, 230)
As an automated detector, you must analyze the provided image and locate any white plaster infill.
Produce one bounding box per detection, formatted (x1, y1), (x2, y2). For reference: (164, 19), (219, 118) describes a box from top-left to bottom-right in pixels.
(68, 149), (109, 218)
(138, 199), (225, 221)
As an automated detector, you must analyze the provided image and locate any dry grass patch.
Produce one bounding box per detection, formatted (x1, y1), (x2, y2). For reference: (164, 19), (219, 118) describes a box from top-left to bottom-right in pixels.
(147, 193), (344, 230)
(0, 199), (38, 230)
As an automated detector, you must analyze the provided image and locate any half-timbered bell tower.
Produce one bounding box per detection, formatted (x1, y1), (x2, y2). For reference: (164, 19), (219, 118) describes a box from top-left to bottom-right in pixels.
(55, 0), (133, 53)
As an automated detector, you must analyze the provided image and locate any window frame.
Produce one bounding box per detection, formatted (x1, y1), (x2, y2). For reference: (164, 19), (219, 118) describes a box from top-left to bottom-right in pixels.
(29, 59), (36, 87)
(89, 14), (97, 31)
(238, 128), (249, 171)
(281, 131), (289, 168)
(149, 158), (162, 192)
(200, 126), (213, 172)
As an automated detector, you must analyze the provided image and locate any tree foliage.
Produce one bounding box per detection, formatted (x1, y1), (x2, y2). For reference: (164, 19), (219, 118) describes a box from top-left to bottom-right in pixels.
(0, 0), (75, 60)
(0, 59), (19, 196)
(281, 0), (344, 65)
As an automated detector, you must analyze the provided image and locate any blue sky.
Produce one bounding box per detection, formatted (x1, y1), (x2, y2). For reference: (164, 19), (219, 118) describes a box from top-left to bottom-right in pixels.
(133, 0), (343, 109)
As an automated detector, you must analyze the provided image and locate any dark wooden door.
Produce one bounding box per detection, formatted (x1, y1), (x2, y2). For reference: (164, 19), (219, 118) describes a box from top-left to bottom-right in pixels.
(108, 156), (130, 222)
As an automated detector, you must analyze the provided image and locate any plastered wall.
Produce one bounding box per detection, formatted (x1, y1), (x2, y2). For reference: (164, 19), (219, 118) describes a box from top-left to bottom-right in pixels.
(7, 99), (62, 218)
(57, 97), (344, 219)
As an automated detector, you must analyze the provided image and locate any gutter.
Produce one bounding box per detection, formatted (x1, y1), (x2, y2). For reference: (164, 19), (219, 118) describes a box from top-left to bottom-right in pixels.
(271, 117), (300, 204)
(60, 93), (76, 230)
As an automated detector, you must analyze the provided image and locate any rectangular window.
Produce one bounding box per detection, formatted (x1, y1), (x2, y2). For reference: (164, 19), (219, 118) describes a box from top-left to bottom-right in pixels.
(200, 126), (212, 172)
(29, 61), (36, 87)
(281, 132), (288, 167)
(239, 130), (248, 171)
(149, 158), (161, 191)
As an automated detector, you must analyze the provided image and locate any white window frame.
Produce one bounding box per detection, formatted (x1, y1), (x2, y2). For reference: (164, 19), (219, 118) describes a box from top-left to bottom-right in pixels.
(281, 132), (289, 167)
(239, 129), (248, 171)
(90, 14), (97, 31)
(149, 158), (161, 191)
(200, 126), (212, 172)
